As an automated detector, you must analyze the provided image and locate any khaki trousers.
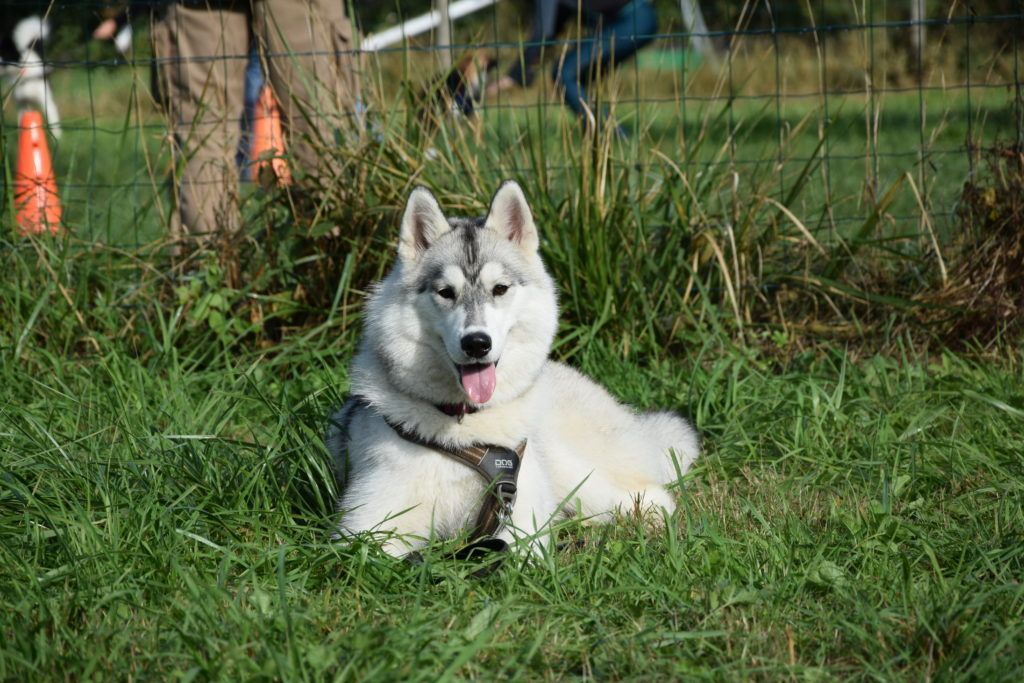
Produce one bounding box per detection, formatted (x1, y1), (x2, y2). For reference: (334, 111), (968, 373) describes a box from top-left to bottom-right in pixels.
(152, 0), (360, 242)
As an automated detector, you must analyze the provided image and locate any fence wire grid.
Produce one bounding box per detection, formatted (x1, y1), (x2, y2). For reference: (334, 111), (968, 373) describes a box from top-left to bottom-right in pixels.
(1, 1), (1022, 250)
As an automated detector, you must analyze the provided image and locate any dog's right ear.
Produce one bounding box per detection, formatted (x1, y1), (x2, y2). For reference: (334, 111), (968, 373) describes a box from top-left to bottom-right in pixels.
(399, 187), (451, 262)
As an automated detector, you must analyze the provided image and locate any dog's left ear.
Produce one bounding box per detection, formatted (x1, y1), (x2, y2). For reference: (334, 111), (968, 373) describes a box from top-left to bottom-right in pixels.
(485, 180), (539, 253)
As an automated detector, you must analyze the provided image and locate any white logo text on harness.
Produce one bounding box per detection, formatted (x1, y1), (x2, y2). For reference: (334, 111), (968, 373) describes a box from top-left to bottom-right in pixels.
(494, 459), (514, 469)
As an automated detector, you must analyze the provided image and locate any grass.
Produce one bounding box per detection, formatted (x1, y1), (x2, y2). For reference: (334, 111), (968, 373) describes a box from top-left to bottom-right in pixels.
(2, 16), (1024, 680)
(2, 296), (1023, 678)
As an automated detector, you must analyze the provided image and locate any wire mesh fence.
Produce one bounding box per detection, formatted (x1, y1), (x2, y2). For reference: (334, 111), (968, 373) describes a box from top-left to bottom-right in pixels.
(1, 1), (1022, 251)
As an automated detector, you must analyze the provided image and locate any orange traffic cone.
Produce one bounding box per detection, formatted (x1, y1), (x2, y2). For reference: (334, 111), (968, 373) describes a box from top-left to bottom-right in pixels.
(250, 86), (291, 187)
(14, 111), (62, 235)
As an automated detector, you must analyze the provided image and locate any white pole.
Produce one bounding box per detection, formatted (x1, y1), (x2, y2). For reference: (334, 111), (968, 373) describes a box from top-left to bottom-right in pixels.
(910, 0), (926, 63)
(679, 0), (717, 64)
(361, 0), (499, 53)
(437, 0), (453, 69)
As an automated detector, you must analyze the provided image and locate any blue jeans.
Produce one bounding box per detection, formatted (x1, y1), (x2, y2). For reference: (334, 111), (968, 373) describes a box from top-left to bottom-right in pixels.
(554, 0), (658, 125)
(237, 46), (264, 179)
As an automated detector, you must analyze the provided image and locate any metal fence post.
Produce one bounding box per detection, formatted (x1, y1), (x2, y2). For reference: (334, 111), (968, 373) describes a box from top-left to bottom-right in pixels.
(437, 0), (453, 70)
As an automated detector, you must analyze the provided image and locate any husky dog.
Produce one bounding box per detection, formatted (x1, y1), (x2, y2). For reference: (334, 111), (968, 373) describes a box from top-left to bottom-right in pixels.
(327, 182), (699, 556)
(0, 15), (61, 137)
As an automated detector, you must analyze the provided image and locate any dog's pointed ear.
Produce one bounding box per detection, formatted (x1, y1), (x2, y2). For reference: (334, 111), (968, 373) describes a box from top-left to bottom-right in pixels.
(484, 180), (539, 253)
(399, 187), (451, 262)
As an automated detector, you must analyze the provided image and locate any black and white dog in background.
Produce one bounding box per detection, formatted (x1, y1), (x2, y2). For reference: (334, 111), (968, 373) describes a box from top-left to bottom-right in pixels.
(1, 14), (61, 137)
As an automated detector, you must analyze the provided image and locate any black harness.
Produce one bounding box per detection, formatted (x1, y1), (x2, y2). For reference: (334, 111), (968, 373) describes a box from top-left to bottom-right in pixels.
(345, 396), (526, 556)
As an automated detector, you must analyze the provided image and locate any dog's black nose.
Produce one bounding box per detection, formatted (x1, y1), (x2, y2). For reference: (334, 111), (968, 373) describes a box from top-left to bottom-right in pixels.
(461, 332), (492, 359)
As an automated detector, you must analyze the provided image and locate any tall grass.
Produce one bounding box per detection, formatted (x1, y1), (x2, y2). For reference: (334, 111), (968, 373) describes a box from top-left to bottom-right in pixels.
(5, 6), (1018, 352)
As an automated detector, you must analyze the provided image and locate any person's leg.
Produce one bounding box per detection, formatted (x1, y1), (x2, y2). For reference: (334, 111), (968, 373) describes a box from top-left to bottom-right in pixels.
(554, 45), (590, 121)
(152, 2), (248, 246)
(237, 45), (264, 180)
(553, 1), (658, 126)
(255, 0), (361, 183)
(596, 1), (659, 70)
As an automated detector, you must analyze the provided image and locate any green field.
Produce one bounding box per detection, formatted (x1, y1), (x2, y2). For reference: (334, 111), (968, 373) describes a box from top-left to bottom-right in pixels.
(2, 311), (1022, 678)
(3, 37), (1024, 680)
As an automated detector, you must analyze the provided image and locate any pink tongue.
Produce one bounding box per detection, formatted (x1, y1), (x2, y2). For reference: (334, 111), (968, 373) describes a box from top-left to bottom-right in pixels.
(460, 364), (497, 404)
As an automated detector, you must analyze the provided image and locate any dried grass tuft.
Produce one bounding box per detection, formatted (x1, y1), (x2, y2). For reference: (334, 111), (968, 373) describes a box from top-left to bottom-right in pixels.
(916, 143), (1024, 346)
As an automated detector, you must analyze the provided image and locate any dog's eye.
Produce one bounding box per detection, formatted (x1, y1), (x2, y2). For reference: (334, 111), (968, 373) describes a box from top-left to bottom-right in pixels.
(492, 284), (509, 297)
(437, 287), (456, 300)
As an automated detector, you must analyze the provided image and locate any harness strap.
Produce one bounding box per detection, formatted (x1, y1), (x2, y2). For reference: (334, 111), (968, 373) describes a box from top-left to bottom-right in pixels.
(346, 396), (526, 542)
(382, 416), (526, 541)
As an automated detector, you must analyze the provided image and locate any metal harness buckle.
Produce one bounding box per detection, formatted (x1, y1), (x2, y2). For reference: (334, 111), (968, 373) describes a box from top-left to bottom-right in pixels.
(494, 482), (517, 530)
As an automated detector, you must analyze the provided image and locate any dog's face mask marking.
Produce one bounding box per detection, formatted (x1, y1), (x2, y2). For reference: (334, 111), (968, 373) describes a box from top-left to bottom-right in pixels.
(396, 182), (541, 405)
